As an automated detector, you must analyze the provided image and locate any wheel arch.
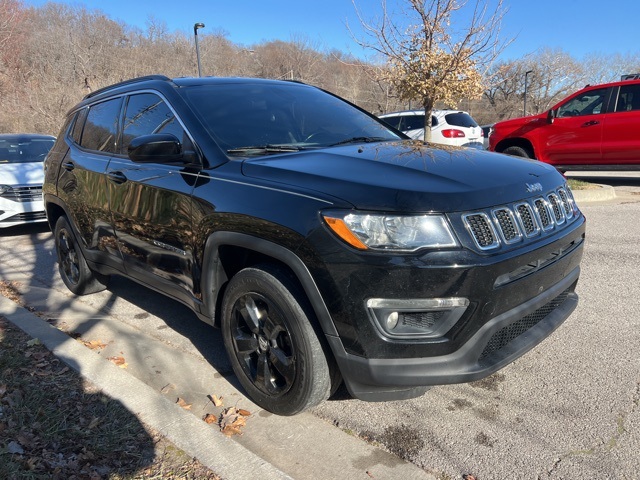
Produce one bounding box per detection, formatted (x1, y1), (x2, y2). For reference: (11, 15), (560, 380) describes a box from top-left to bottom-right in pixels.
(495, 138), (536, 158)
(44, 196), (67, 233)
(200, 231), (339, 337)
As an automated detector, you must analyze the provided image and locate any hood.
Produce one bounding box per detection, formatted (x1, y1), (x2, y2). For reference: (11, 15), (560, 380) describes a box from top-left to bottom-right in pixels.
(493, 113), (548, 137)
(0, 162), (44, 186)
(241, 141), (564, 212)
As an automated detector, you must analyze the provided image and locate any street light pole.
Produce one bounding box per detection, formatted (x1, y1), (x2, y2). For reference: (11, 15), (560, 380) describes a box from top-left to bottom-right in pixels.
(523, 70), (533, 116)
(194, 23), (205, 77)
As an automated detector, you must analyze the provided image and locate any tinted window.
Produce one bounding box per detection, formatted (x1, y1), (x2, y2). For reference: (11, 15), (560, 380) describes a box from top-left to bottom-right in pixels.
(616, 84), (640, 112)
(444, 112), (478, 128)
(121, 93), (186, 152)
(0, 137), (54, 164)
(182, 83), (399, 152)
(80, 98), (122, 153)
(70, 108), (88, 145)
(557, 88), (608, 117)
(381, 116), (402, 130)
(402, 115), (426, 131)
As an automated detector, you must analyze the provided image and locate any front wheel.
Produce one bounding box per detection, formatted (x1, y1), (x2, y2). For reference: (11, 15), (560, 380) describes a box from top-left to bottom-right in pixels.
(502, 145), (533, 159)
(54, 216), (109, 295)
(221, 265), (332, 415)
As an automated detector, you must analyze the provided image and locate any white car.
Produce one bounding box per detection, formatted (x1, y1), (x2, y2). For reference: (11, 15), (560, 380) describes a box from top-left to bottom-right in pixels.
(379, 109), (484, 149)
(0, 134), (55, 228)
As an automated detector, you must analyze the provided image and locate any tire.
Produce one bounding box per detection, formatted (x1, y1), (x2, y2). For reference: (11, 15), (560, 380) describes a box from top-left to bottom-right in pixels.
(221, 264), (332, 415)
(502, 145), (533, 159)
(54, 216), (109, 295)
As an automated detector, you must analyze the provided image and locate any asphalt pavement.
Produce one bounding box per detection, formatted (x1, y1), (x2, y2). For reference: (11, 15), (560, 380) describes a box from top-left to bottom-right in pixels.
(1, 172), (639, 479)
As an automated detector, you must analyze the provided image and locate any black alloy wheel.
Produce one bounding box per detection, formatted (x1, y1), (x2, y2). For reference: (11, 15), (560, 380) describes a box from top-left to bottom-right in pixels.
(229, 293), (296, 396)
(54, 216), (109, 295)
(221, 265), (332, 415)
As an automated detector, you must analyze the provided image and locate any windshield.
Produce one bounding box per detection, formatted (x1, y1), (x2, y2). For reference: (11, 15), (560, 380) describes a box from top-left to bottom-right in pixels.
(0, 137), (55, 164)
(182, 83), (401, 155)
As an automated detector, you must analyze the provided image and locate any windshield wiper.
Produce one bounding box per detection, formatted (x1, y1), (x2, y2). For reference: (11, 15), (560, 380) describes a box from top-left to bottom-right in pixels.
(329, 136), (389, 147)
(227, 144), (303, 155)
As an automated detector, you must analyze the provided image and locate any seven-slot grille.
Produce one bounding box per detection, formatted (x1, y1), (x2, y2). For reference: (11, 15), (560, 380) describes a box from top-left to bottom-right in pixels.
(463, 187), (577, 251)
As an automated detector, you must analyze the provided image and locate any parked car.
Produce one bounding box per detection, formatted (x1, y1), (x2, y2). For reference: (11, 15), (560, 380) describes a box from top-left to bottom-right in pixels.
(490, 76), (640, 169)
(481, 124), (494, 150)
(44, 76), (585, 415)
(0, 133), (55, 228)
(379, 109), (484, 149)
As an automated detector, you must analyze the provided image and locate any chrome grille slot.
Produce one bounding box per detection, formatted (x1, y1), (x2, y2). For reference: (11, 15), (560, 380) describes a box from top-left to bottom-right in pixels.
(557, 188), (573, 219)
(492, 208), (521, 244)
(547, 193), (565, 225)
(515, 202), (540, 237)
(463, 213), (499, 250)
(534, 198), (553, 230)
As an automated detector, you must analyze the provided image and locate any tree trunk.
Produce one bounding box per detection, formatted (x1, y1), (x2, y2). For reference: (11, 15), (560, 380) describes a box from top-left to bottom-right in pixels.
(422, 99), (435, 143)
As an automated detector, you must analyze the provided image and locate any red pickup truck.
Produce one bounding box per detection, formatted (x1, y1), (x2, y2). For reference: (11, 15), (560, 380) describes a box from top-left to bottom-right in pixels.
(489, 77), (640, 170)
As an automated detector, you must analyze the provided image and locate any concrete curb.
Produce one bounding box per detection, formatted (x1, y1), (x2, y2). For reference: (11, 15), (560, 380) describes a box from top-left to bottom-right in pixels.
(571, 184), (616, 203)
(0, 296), (292, 480)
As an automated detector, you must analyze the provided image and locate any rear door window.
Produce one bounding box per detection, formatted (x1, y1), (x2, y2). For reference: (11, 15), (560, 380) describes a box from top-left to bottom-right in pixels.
(615, 84), (640, 112)
(401, 114), (426, 131)
(79, 98), (123, 153)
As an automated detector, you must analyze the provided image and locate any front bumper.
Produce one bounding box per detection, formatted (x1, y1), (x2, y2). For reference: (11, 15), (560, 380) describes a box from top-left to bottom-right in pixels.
(0, 196), (47, 228)
(328, 266), (578, 401)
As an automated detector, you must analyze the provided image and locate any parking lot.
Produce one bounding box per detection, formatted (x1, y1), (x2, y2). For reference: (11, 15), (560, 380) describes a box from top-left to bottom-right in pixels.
(1, 173), (639, 479)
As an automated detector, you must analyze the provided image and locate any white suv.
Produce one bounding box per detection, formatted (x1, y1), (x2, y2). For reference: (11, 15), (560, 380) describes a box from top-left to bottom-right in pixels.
(380, 109), (483, 149)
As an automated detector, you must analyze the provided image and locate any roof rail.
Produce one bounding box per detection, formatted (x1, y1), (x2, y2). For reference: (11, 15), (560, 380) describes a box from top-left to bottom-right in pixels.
(84, 75), (172, 99)
(621, 74), (640, 81)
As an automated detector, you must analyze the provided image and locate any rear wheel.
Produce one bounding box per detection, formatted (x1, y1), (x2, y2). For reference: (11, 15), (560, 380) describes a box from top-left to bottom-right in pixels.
(221, 265), (332, 415)
(54, 216), (109, 295)
(502, 145), (533, 159)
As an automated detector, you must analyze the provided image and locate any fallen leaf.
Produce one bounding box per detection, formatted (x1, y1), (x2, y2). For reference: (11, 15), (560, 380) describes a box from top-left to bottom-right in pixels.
(208, 394), (223, 407)
(0, 384), (7, 397)
(107, 356), (128, 368)
(83, 339), (107, 350)
(237, 408), (251, 417)
(219, 407), (250, 436)
(222, 425), (243, 436)
(176, 397), (192, 410)
(203, 413), (217, 424)
(26, 338), (40, 347)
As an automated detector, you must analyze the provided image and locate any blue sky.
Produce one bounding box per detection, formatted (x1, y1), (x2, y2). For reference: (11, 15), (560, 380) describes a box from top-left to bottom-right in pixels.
(23, 0), (640, 61)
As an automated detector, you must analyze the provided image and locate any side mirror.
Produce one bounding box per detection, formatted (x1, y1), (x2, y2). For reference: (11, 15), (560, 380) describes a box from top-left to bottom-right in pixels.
(128, 134), (185, 163)
(547, 109), (556, 124)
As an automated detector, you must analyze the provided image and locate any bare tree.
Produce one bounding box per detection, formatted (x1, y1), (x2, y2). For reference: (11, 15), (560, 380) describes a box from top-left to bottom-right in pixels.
(351, 0), (509, 141)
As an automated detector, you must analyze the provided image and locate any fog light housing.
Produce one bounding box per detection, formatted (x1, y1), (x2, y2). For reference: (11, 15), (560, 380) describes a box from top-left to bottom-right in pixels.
(386, 312), (399, 330)
(366, 297), (469, 339)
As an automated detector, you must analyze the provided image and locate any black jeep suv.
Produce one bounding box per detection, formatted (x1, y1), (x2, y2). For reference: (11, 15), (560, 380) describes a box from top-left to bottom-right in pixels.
(43, 76), (585, 415)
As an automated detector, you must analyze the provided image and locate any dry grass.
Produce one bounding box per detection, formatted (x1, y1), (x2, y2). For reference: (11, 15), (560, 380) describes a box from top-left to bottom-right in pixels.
(567, 178), (600, 190)
(0, 315), (221, 479)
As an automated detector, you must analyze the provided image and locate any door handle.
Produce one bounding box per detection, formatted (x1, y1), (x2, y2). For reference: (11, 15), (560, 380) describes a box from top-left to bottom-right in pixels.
(62, 161), (75, 171)
(107, 171), (128, 184)
(582, 120), (599, 127)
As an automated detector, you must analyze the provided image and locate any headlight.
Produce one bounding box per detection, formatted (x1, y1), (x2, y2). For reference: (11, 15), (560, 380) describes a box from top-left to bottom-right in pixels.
(323, 211), (458, 251)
